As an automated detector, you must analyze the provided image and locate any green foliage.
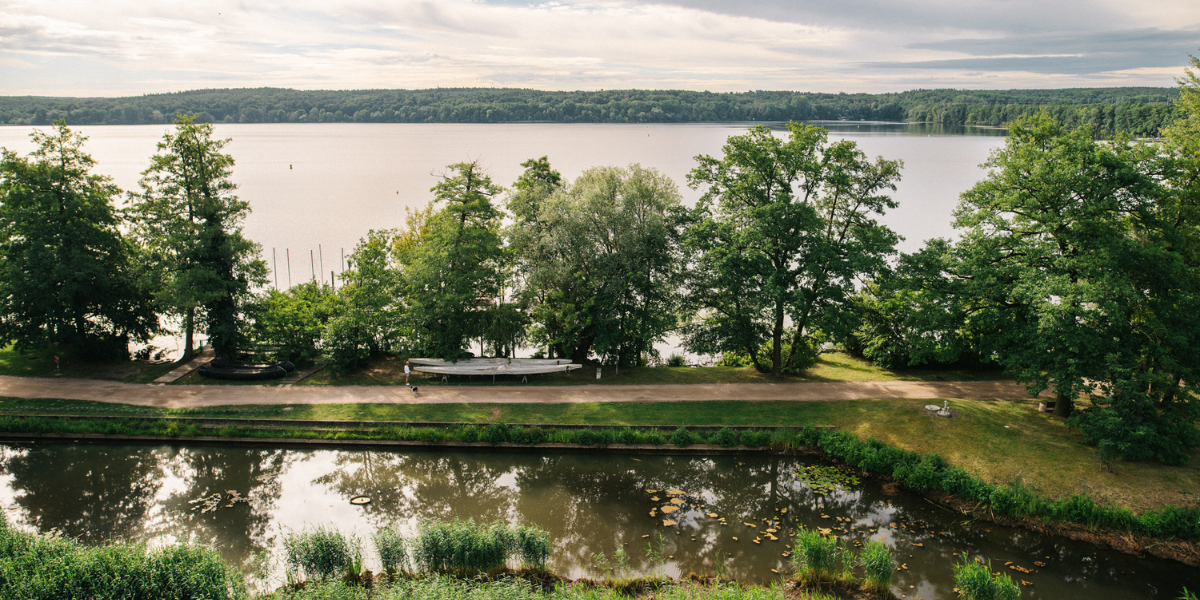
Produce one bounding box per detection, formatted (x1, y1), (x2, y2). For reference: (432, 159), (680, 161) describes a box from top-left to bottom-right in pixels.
(857, 540), (894, 590)
(0, 87), (1178, 137)
(666, 353), (686, 367)
(283, 526), (363, 582)
(952, 558), (1021, 600)
(0, 512), (244, 599)
(409, 519), (550, 575)
(130, 113), (267, 358)
(669, 426), (694, 447)
(322, 229), (405, 373)
(791, 527), (840, 580)
(1180, 587), (1199, 600)
(683, 122), (901, 376)
(251, 282), (340, 362)
(0, 121), (157, 356)
(396, 161), (505, 360)
(510, 162), (685, 365)
(372, 525), (408, 575)
(953, 112), (1200, 464)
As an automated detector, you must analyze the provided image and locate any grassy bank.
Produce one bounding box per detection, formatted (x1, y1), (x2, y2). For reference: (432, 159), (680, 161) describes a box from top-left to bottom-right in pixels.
(300, 352), (1004, 387)
(0, 344), (177, 383)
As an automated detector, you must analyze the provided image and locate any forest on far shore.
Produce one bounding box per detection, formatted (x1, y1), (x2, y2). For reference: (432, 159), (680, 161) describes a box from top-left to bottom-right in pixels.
(0, 86), (1181, 137)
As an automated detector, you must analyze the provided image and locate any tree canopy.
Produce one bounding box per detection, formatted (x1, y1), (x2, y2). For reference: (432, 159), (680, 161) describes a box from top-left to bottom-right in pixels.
(683, 123), (901, 375)
(0, 121), (156, 356)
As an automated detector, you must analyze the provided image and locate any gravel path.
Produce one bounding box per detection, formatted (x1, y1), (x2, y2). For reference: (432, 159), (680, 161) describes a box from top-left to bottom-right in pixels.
(0, 376), (1048, 409)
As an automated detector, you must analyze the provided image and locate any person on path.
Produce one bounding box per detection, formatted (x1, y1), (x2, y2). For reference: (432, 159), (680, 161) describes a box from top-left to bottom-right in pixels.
(404, 360), (411, 386)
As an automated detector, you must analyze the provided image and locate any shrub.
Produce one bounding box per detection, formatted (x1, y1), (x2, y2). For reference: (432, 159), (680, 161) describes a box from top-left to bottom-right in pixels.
(283, 526), (363, 582)
(953, 558), (1021, 600)
(712, 427), (739, 448)
(670, 427), (694, 447)
(408, 519), (551, 576)
(666, 353), (687, 367)
(481, 423), (511, 445)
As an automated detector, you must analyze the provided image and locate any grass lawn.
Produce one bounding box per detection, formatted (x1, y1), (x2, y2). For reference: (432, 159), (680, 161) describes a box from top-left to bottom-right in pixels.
(0, 345), (177, 383)
(301, 352), (1005, 386)
(2, 394), (1195, 515)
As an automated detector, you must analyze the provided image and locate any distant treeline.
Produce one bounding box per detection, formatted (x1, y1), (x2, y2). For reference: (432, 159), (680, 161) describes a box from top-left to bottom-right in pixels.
(0, 86), (1181, 137)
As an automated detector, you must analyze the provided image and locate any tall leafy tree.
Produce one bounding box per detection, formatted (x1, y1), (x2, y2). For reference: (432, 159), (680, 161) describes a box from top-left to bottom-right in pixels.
(954, 112), (1200, 463)
(0, 121), (156, 355)
(130, 114), (266, 359)
(396, 161), (505, 360)
(683, 122), (902, 375)
(513, 164), (685, 364)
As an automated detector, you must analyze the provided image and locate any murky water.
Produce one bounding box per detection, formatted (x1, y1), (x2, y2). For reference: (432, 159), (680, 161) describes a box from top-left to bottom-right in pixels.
(0, 442), (1191, 598)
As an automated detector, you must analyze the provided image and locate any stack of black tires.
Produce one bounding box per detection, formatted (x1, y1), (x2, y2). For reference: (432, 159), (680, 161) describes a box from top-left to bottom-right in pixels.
(199, 359), (297, 381)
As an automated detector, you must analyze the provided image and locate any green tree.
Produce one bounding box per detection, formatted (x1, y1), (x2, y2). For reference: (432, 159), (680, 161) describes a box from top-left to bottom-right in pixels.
(396, 161), (504, 360)
(323, 229), (405, 373)
(955, 112), (1200, 463)
(0, 121), (156, 356)
(513, 164), (685, 364)
(250, 281), (340, 364)
(683, 122), (902, 375)
(130, 114), (266, 359)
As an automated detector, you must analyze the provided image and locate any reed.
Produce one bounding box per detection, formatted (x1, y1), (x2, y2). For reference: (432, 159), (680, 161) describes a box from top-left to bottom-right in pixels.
(372, 525), (408, 575)
(952, 557), (1021, 600)
(0, 513), (244, 600)
(791, 527), (840, 580)
(408, 519), (551, 576)
(283, 526), (363, 582)
(857, 539), (894, 591)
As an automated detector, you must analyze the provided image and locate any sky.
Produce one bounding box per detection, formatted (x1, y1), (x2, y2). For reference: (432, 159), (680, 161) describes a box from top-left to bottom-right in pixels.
(1, 0), (1198, 97)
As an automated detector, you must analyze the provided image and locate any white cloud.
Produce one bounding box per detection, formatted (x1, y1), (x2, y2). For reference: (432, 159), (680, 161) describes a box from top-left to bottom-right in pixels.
(0, 0), (1195, 95)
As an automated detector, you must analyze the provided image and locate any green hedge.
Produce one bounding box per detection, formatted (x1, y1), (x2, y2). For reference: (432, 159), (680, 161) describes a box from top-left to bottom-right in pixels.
(797, 427), (1200, 540)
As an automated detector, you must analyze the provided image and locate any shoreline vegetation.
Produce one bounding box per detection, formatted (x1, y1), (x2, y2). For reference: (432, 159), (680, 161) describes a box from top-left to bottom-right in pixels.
(0, 401), (1196, 565)
(0, 86), (1179, 138)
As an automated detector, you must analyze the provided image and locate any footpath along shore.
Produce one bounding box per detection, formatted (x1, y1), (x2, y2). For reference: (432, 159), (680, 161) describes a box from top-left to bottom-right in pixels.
(0, 375), (1050, 409)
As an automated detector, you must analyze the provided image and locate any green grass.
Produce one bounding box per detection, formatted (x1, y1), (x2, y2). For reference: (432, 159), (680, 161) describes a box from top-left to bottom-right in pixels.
(0, 344), (179, 383)
(300, 352), (1004, 387)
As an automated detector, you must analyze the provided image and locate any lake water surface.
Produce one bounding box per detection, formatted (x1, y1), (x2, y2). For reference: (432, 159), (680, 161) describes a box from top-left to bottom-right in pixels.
(0, 442), (1191, 599)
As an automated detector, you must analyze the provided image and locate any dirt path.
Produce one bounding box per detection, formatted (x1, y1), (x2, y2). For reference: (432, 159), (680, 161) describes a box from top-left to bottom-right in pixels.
(0, 376), (1050, 409)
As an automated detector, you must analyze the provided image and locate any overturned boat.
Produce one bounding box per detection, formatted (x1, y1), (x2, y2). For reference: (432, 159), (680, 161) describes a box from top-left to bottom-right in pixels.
(408, 358), (582, 377)
(199, 358), (296, 381)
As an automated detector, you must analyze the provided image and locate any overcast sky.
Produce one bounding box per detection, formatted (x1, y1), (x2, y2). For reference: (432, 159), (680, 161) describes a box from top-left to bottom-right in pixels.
(2, 0), (1198, 96)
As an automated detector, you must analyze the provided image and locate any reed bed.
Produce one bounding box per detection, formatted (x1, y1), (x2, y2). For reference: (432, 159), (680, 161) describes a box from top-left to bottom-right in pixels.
(0, 513), (245, 600)
(283, 526), (364, 582)
(951, 558), (1020, 600)
(279, 578), (838, 600)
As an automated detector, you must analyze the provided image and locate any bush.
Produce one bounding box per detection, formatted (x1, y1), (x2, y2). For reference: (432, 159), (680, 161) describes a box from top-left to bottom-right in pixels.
(712, 427), (739, 448)
(666, 353), (687, 367)
(481, 423), (511, 445)
(283, 526), (363, 582)
(670, 427), (694, 447)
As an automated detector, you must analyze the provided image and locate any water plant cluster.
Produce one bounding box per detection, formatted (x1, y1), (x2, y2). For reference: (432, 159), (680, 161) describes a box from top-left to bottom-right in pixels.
(285, 519), (551, 583)
(0, 513), (244, 599)
(950, 559), (1020, 600)
(278, 578), (837, 600)
(791, 527), (893, 594)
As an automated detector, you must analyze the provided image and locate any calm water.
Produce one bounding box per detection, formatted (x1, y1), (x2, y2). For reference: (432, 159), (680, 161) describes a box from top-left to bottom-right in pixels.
(0, 442), (1191, 598)
(0, 121), (1004, 268)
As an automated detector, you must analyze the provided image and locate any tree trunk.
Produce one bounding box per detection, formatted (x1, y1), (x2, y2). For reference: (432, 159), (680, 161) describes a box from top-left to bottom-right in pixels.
(1053, 391), (1073, 418)
(181, 307), (195, 362)
(571, 335), (595, 365)
(771, 305), (785, 377)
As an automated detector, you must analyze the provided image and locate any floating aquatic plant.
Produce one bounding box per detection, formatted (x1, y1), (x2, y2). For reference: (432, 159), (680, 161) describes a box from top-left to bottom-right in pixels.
(792, 465), (859, 495)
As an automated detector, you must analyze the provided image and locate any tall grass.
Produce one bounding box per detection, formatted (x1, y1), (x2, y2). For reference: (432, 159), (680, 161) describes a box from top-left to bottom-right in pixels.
(0, 513), (245, 599)
(283, 526), (363, 582)
(409, 519), (551, 575)
(857, 539), (893, 591)
(952, 557), (1021, 600)
(280, 578), (834, 600)
(372, 525), (408, 575)
(791, 527), (840, 580)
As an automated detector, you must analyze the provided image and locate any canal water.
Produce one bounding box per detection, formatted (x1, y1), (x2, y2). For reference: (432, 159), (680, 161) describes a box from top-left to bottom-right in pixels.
(0, 442), (1192, 598)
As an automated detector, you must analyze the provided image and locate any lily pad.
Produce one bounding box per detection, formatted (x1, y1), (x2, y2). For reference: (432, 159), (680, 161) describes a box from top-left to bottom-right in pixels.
(660, 505), (679, 514)
(662, 519), (677, 526)
(665, 489), (685, 495)
(669, 498), (683, 505)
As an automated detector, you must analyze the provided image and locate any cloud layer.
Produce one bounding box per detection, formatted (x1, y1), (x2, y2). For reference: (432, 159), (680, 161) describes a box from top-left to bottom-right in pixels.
(1, 0), (1197, 96)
